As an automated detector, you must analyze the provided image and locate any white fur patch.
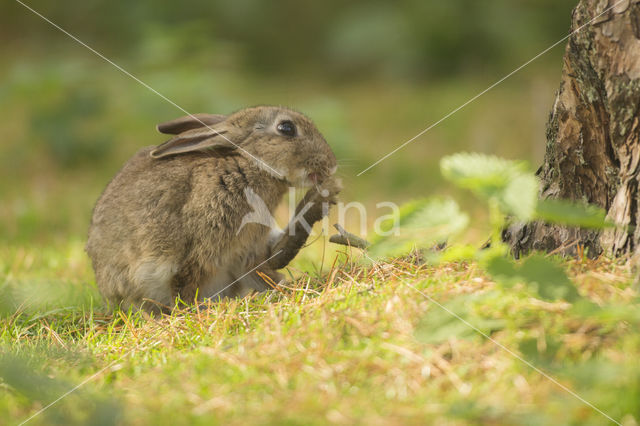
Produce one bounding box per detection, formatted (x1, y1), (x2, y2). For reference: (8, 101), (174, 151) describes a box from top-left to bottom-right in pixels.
(267, 228), (284, 249)
(132, 259), (177, 306)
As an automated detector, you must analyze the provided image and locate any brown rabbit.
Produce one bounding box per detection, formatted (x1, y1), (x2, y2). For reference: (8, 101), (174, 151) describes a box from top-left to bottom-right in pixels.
(86, 106), (340, 313)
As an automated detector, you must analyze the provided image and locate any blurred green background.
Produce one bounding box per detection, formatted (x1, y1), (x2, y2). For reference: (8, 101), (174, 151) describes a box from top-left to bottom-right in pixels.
(0, 0), (577, 245)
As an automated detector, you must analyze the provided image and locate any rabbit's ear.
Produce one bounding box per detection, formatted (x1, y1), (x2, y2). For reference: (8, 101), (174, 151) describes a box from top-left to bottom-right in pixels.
(150, 126), (236, 159)
(156, 113), (227, 135)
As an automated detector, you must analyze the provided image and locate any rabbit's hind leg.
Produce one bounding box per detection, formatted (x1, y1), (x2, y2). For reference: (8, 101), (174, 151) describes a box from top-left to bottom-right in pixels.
(192, 267), (237, 302)
(131, 258), (178, 309)
(224, 268), (283, 299)
(196, 267), (276, 303)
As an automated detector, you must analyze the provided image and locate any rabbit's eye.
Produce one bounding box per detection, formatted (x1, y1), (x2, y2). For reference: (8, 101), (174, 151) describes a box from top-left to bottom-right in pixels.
(277, 120), (296, 137)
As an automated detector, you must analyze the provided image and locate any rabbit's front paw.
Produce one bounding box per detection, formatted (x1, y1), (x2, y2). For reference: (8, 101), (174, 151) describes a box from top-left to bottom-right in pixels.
(315, 177), (342, 205)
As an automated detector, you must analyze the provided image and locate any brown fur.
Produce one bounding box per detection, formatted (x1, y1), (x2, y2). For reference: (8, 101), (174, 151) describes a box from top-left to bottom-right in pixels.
(86, 106), (339, 313)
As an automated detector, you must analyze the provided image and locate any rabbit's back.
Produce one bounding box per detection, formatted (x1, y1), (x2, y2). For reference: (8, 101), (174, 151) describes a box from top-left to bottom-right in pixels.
(86, 147), (283, 310)
(86, 147), (191, 307)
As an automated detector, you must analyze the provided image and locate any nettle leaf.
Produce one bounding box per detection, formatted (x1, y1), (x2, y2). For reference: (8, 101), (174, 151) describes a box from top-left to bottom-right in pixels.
(501, 173), (539, 222)
(483, 255), (519, 288)
(440, 153), (539, 221)
(535, 199), (612, 229)
(374, 198), (436, 237)
(415, 293), (506, 344)
(368, 198), (469, 260)
(440, 153), (525, 190)
(520, 255), (580, 302)
(485, 254), (580, 302)
(435, 244), (478, 263)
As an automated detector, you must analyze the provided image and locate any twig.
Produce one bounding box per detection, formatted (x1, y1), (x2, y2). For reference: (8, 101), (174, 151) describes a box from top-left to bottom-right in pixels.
(329, 224), (370, 250)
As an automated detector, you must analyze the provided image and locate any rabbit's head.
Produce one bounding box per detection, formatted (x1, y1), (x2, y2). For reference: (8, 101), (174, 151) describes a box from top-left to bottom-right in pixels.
(152, 106), (337, 187)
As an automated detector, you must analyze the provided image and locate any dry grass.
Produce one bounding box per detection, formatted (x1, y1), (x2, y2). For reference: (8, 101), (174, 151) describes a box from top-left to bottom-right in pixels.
(1, 244), (639, 425)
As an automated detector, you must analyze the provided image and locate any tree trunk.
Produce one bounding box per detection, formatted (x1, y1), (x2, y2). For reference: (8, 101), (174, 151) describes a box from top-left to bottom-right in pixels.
(507, 0), (640, 258)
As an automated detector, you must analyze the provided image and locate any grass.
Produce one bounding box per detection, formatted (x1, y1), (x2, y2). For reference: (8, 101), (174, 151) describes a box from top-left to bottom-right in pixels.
(2, 242), (639, 425)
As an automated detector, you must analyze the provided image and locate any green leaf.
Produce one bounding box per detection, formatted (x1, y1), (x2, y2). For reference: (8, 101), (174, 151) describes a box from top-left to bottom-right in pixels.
(368, 198), (469, 260)
(440, 153), (538, 221)
(483, 255), (519, 288)
(484, 254), (580, 302)
(415, 293), (505, 344)
(433, 244), (478, 263)
(535, 199), (612, 229)
(440, 153), (527, 191)
(501, 173), (539, 222)
(519, 255), (580, 302)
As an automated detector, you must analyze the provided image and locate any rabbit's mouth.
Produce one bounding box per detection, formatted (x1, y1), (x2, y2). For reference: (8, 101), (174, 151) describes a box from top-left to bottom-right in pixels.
(295, 172), (322, 188)
(307, 172), (321, 184)
(292, 167), (334, 187)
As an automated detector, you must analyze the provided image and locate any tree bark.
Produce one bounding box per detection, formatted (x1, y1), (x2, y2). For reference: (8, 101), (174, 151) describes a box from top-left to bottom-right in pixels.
(507, 0), (640, 258)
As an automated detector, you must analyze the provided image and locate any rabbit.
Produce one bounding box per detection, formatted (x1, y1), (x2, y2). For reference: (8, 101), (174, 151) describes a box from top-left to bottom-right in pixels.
(86, 106), (341, 313)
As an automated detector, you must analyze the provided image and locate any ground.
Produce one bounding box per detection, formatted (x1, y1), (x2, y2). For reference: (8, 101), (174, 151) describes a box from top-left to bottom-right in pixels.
(1, 242), (639, 425)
